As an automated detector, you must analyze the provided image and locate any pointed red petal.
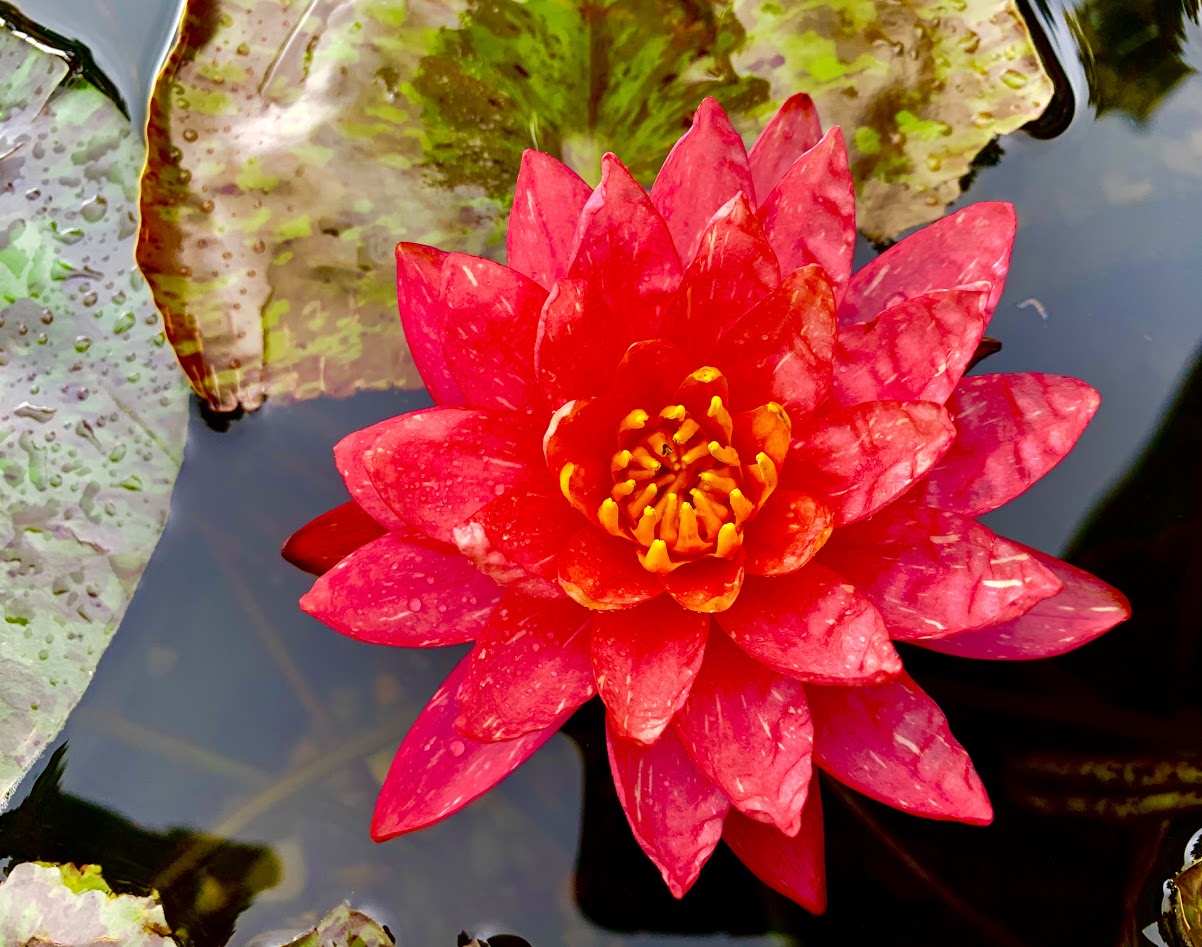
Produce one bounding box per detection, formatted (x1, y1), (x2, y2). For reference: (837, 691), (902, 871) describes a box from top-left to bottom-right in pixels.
(758, 128), (856, 301)
(535, 278), (627, 406)
(507, 150), (592, 289)
(917, 548), (1130, 659)
(452, 490), (576, 597)
(282, 500), (387, 575)
(396, 242), (461, 405)
(808, 674), (993, 824)
(840, 202), (1016, 325)
(717, 265), (836, 418)
(591, 598), (709, 744)
(724, 788), (826, 914)
(372, 656), (564, 840)
(743, 491), (833, 577)
(786, 401), (955, 525)
(666, 556), (745, 614)
(672, 193), (780, 345)
(675, 634), (813, 834)
(365, 407), (544, 544)
(439, 253), (547, 413)
(607, 723), (730, 898)
(747, 93), (823, 204)
(718, 565), (901, 684)
(651, 97), (756, 260)
(823, 507), (1062, 640)
(333, 419), (408, 530)
(457, 594), (594, 741)
(834, 286), (990, 406)
(569, 154), (682, 342)
(299, 534), (498, 647)
(558, 528), (664, 610)
(912, 373), (1101, 516)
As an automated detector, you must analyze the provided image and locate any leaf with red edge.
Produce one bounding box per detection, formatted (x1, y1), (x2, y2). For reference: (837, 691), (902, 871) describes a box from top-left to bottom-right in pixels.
(840, 203), (1016, 325)
(559, 529), (663, 610)
(456, 594), (594, 741)
(672, 194), (780, 348)
(364, 407), (545, 544)
(718, 565), (901, 684)
(666, 556), (745, 614)
(396, 243), (460, 406)
(569, 154), (682, 343)
(282, 501), (387, 576)
(452, 491), (576, 597)
(747, 92), (823, 204)
(372, 657), (565, 841)
(834, 286), (990, 406)
(333, 418), (408, 530)
(786, 400), (955, 525)
(723, 788), (826, 914)
(716, 265), (836, 418)
(916, 548), (1130, 660)
(823, 507), (1062, 640)
(651, 97), (756, 261)
(507, 150), (592, 290)
(742, 491), (833, 577)
(606, 723), (730, 898)
(299, 534), (499, 648)
(590, 598), (709, 744)
(675, 634), (813, 835)
(757, 128), (856, 301)
(911, 373), (1101, 517)
(807, 673), (993, 825)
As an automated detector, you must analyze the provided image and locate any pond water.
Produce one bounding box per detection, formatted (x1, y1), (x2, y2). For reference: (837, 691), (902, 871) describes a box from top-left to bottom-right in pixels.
(3, 1), (1202, 944)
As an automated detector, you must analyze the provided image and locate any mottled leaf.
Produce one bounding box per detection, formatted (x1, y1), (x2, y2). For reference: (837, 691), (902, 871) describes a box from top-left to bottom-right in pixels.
(274, 902), (394, 947)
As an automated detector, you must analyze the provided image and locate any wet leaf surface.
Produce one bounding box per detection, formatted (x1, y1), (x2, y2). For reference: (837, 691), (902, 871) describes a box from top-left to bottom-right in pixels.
(272, 902), (394, 947)
(0, 29), (189, 804)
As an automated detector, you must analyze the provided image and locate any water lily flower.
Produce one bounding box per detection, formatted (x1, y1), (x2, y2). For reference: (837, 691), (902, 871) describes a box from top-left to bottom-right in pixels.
(284, 94), (1130, 910)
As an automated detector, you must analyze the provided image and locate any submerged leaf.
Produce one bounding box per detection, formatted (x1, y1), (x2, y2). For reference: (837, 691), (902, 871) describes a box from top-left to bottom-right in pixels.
(273, 902), (394, 947)
(0, 30), (189, 804)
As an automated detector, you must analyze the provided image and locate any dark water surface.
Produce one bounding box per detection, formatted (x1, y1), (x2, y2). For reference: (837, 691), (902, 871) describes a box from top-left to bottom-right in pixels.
(4, 1), (1202, 945)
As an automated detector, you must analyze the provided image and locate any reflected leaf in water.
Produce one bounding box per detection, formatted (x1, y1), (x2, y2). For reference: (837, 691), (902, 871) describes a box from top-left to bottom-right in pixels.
(0, 747), (281, 946)
(265, 903), (394, 947)
(0, 861), (178, 946)
(0, 27), (189, 805)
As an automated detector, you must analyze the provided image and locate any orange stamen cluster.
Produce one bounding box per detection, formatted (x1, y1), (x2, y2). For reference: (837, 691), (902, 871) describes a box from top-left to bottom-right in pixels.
(591, 367), (788, 573)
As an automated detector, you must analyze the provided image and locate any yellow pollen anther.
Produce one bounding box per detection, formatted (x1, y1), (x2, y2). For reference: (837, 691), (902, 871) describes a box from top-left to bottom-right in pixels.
(631, 446), (663, 472)
(633, 506), (660, 545)
(612, 478), (637, 499)
(559, 463), (576, 502)
(611, 449), (632, 473)
(619, 409), (650, 434)
(691, 366), (722, 383)
(598, 497), (622, 536)
(716, 521), (741, 558)
(648, 431), (673, 458)
(659, 404), (686, 422)
(657, 492), (680, 544)
(627, 482), (658, 514)
(707, 440), (739, 465)
(640, 539), (673, 574)
(729, 487), (754, 525)
(751, 451), (778, 491)
(676, 501), (706, 553)
(707, 395), (733, 439)
(673, 418), (701, 445)
(690, 488), (730, 530)
(681, 442), (710, 465)
(699, 470), (738, 495)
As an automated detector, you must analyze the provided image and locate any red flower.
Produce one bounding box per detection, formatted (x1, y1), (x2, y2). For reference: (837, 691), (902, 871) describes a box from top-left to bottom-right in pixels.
(285, 95), (1130, 909)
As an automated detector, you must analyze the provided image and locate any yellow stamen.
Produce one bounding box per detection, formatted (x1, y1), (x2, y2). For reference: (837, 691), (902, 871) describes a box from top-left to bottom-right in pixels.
(633, 506), (660, 546)
(619, 409), (650, 434)
(627, 482), (658, 517)
(676, 501), (706, 553)
(639, 538), (673, 574)
(728, 487), (754, 525)
(673, 418), (701, 445)
(681, 442), (710, 465)
(690, 488), (730, 533)
(610, 449), (633, 475)
(612, 478), (637, 499)
(659, 404), (686, 422)
(598, 497), (622, 536)
(707, 440), (739, 465)
(699, 469), (738, 495)
(750, 451), (778, 492)
(647, 431), (673, 458)
(630, 446), (663, 472)
(716, 521), (741, 558)
(707, 395), (733, 439)
(657, 491), (680, 545)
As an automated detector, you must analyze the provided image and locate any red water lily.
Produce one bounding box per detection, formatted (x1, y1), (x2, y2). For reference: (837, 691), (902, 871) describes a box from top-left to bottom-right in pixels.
(284, 95), (1130, 910)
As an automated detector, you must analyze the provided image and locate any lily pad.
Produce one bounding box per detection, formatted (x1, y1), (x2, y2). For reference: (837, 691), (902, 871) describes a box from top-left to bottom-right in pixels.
(0, 862), (178, 946)
(260, 903), (394, 947)
(0, 29), (189, 804)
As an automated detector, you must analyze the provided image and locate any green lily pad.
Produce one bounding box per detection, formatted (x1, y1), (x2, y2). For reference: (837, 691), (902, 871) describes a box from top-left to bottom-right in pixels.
(139, 0), (1050, 412)
(0, 29), (190, 804)
(0, 862), (178, 946)
(274, 903), (394, 947)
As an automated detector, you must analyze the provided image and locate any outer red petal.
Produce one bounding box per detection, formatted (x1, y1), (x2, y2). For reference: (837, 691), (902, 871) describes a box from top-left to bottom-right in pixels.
(742, 490), (833, 577)
(396, 242), (461, 405)
(917, 548), (1130, 659)
(569, 154), (682, 343)
(365, 407), (545, 544)
(786, 401), (955, 525)
(558, 528), (663, 610)
(808, 674), (993, 824)
(674, 633), (813, 835)
(723, 789), (826, 914)
(282, 500), (387, 575)
(758, 128), (856, 302)
(507, 149), (591, 290)
(299, 534), (499, 647)
(452, 490), (575, 597)
(666, 556), (745, 614)
(333, 419), (407, 529)
(372, 657), (564, 840)
(834, 286), (990, 406)
(606, 723), (730, 898)
(457, 594), (594, 741)
(718, 565), (902, 684)
(439, 253), (547, 414)
(840, 202), (1016, 325)
(673, 193), (780, 346)
(591, 598), (709, 744)
(651, 97), (756, 261)
(717, 265), (836, 418)
(911, 373), (1101, 517)
(535, 278), (626, 406)
(823, 507), (1062, 640)
(747, 92), (823, 206)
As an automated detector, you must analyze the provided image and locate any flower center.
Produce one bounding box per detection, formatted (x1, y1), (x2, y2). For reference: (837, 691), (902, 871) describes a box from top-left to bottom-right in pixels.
(594, 366), (788, 574)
